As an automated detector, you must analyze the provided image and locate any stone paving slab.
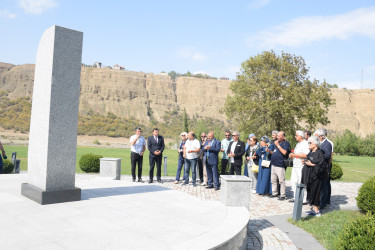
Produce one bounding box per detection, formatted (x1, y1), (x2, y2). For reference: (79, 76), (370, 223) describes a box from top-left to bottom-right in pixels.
(0, 173), (249, 250)
(144, 175), (362, 250)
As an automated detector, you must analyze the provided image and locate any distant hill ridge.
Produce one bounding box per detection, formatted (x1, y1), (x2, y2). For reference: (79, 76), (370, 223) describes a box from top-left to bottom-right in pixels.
(1, 62), (374, 137)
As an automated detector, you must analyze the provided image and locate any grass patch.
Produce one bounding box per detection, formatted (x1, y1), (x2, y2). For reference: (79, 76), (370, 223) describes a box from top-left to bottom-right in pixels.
(3, 145), (375, 182)
(333, 155), (375, 182)
(289, 210), (364, 250)
(5, 145), (179, 176)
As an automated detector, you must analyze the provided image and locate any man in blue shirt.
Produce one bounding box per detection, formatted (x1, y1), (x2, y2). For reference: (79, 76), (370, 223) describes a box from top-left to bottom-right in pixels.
(269, 131), (291, 200)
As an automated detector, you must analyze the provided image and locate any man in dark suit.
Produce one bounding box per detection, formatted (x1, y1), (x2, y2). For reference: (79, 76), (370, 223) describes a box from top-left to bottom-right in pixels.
(203, 131), (221, 190)
(147, 128), (165, 183)
(315, 129), (332, 209)
(227, 131), (246, 175)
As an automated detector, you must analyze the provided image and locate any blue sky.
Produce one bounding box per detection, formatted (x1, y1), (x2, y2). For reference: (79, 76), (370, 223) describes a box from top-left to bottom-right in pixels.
(1, 0), (375, 89)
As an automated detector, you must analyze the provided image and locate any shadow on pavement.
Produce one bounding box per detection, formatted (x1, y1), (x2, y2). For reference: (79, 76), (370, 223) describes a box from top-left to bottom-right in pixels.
(247, 219), (275, 249)
(81, 185), (170, 200)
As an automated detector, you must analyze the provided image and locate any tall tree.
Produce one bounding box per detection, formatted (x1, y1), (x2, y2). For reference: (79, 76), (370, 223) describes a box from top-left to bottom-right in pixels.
(223, 51), (334, 137)
(183, 108), (189, 132)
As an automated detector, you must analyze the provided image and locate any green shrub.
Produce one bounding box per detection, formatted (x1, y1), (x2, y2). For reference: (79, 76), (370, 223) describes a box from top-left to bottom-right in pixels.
(330, 161), (343, 180)
(356, 176), (375, 214)
(79, 153), (103, 173)
(3, 159), (14, 174)
(334, 213), (375, 250)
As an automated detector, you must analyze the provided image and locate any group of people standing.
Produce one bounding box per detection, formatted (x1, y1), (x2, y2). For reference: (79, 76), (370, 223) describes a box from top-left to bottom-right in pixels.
(129, 126), (333, 216)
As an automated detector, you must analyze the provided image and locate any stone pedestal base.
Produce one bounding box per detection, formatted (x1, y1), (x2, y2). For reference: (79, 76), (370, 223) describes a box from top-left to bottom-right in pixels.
(100, 158), (121, 180)
(21, 183), (81, 205)
(220, 175), (251, 209)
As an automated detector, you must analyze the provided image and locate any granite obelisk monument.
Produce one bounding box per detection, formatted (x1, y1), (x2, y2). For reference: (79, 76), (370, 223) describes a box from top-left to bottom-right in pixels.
(21, 25), (83, 205)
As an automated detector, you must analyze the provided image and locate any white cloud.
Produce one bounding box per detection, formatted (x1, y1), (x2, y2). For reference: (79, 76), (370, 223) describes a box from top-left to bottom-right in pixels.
(19, 0), (57, 15)
(0, 9), (16, 19)
(247, 6), (375, 48)
(176, 47), (207, 61)
(247, 0), (271, 10)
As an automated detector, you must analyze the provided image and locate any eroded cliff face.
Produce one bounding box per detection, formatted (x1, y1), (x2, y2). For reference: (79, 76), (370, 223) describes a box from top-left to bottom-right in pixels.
(1, 62), (375, 137)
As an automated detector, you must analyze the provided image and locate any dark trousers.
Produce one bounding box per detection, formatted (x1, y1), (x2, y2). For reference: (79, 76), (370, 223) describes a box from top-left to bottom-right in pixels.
(149, 155), (162, 180)
(221, 158), (229, 175)
(327, 164), (332, 204)
(176, 155), (185, 181)
(230, 164), (241, 175)
(130, 152), (143, 179)
(0, 156), (3, 174)
(197, 158), (204, 182)
(206, 160), (220, 187)
(320, 175), (329, 208)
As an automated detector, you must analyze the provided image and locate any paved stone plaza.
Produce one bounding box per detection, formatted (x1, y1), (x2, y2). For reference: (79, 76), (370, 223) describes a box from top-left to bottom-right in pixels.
(0, 173), (361, 249)
(151, 176), (362, 250)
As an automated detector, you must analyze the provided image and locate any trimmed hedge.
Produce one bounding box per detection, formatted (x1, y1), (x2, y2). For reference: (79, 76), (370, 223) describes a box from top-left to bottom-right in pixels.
(356, 176), (375, 214)
(3, 159), (14, 174)
(330, 161), (343, 180)
(334, 213), (375, 249)
(79, 153), (103, 173)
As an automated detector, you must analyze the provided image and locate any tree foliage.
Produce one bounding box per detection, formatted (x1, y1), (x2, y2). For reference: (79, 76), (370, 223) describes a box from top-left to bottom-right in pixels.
(183, 108), (189, 132)
(223, 51), (335, 137)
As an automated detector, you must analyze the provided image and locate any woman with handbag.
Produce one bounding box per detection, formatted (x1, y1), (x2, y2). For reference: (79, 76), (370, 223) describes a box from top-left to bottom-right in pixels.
(256, 136), (272, 195)
(246, 136), (259, 193)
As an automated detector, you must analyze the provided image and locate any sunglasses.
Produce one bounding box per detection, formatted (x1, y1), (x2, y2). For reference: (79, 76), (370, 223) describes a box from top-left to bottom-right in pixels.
(201, 136), (206, 138)
(232, 135), (237, 136)
(225, 134), (230, 137)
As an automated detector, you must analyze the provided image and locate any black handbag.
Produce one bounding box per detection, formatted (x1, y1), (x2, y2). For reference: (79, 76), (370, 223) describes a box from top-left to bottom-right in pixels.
(284, 158), (293, 167)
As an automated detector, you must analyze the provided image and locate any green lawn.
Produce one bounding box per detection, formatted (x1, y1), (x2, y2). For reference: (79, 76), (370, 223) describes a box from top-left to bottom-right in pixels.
(4, 145), (179, 176)
(333, 155), (375, 182)
(3, 145), (375, 182)
(289, 210), (364, 250)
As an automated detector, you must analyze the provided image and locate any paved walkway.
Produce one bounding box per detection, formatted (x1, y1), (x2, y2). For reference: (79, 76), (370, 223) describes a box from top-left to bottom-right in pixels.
(138, 175), (362, 250)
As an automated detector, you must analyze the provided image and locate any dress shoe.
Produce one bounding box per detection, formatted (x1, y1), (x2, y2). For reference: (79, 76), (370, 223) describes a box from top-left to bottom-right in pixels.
(270, 194), (278, 198)
(215, 187), (220, 191)
(138, 178), (144, 183)
(192, 183), (197, 187)
(148, 180), (153, 184)
(205, 186), (214, 189)
(182, 181), (189, 185)
(278, 196), (286, 201)
(157, 179), (163, 183)
(132, 178), (136, 182)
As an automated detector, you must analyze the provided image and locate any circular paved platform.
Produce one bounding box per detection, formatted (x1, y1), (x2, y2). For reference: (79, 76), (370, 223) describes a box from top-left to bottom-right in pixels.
(152, 176), (361, 250)
(0, 173), (362, 250)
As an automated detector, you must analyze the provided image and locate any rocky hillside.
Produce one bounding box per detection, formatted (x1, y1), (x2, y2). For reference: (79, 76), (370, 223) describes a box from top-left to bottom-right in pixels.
(1, 62), (374, 137)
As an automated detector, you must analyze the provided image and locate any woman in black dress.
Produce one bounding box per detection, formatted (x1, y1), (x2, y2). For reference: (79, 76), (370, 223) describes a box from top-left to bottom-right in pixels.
(302, 136), (327, 216)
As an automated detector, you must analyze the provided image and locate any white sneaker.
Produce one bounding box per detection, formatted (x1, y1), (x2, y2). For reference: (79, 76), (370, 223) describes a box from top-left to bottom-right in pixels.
(174, 180), (179, 184)
(252, 190), (257, 194)
(202, 182), (207, 186)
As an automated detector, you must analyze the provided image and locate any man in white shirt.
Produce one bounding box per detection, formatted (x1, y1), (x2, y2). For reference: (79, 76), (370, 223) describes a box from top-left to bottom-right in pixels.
(220, 130), (232, 175)
(289, 130), (310, 202)
(130, 127), (146, 182)
(183, 132), (201, 187)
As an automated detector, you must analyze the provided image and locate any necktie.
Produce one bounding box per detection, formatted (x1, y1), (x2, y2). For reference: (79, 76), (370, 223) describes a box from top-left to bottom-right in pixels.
(155, 136), (158, 144)
(207, 140), (212, 157)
